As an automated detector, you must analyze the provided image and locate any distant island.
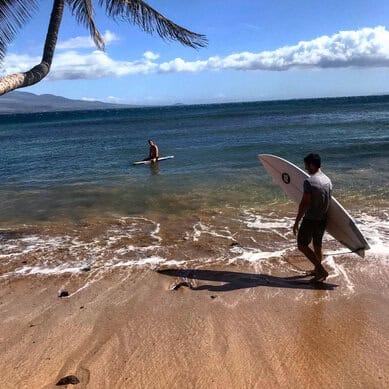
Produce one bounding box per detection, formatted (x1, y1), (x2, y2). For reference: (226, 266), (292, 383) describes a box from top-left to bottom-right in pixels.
(0, 91), (136, 114)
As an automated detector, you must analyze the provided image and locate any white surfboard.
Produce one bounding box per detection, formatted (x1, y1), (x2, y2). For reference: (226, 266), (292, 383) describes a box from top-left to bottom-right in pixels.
(133, 156), (174, 165)
(259, 154), (369, 257)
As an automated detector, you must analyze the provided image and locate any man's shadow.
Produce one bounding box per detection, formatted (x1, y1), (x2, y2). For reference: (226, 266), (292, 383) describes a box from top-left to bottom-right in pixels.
(157, 268), (338, 291)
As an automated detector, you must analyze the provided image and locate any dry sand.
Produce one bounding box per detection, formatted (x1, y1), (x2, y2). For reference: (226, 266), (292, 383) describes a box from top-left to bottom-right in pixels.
(0, 263), (388, 388)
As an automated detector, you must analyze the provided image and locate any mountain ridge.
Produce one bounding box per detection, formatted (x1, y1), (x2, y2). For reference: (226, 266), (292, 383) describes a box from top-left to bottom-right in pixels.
(0, 91), (136, 114)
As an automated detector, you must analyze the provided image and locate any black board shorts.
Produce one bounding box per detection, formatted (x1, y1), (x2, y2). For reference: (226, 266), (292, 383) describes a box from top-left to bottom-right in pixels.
(297, 218), (327, 247)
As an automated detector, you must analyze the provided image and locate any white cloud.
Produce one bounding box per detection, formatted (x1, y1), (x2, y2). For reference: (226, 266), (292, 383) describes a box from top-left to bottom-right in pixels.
(2, 26), (389, 80)
(157, 26), (389, 72)
(48, 50), (158, 80)
(1, 49), (157, 79)
(81, 97), (97, 101)
(143, 51), (160, 61)
(81, 95), (123, 103)
(106, 96), (124, 103)
(56, 30), (119, 50)
(1, 53), (41, 75)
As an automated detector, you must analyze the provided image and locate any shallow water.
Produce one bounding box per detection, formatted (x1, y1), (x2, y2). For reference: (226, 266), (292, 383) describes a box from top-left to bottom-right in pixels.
(0, 95), (388, 280)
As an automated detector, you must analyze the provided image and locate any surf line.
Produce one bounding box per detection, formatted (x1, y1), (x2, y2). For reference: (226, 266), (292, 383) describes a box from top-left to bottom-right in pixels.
(281, 250), (359, 274)
(282, 248), (365, 258)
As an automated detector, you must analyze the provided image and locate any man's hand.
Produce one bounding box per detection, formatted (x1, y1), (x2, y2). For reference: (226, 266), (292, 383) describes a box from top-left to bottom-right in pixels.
(293, 221), (299, 236)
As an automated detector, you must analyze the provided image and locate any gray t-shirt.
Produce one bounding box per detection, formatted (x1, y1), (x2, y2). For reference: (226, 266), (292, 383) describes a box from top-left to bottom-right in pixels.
(303, 171), (332, 221)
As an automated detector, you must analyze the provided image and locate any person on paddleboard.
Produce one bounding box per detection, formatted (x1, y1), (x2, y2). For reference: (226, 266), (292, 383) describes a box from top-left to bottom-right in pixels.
(146, 139), (159, 163)
(293, 153), (332, 282)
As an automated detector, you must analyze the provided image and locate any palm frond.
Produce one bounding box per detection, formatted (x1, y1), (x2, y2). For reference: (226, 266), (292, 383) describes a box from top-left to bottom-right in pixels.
(0, 0), (39, 62)
(66, 0), (105, 49)
(98, 0), (207, 48)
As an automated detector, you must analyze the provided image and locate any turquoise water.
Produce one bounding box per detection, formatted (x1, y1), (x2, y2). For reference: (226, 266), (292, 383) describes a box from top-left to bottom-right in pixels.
(0, 95), (388, 223)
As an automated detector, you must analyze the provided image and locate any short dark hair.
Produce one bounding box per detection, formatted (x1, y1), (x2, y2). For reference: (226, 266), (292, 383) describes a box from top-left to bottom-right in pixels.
(304, 153), (321, 168)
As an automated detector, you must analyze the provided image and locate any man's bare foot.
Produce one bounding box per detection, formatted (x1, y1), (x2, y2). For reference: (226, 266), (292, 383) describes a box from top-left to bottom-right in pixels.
(310, 269), (329, 282)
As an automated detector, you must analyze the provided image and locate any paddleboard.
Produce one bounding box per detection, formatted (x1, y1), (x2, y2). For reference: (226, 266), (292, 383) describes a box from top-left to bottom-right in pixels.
(258, 154), (370, 257)
(133, 156), (174, 165)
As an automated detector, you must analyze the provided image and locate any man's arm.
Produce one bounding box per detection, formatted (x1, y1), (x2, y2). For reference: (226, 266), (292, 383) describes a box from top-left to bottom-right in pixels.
(293, 192), (311, 235)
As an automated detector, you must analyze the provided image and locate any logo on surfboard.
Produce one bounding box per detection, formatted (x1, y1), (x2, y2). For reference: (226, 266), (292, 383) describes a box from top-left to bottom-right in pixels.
(282, 173), (290, 184)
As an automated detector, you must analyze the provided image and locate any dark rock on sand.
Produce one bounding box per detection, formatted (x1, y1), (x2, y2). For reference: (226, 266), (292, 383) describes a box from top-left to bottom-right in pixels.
(56, 375), (80, 385)
(58, 290), (69, 298)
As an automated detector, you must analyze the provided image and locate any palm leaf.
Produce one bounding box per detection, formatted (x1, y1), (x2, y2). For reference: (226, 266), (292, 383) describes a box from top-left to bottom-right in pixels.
(98, 0), (207, 48)
(66, 0), (105, 49)
(0, 0), (39, 61)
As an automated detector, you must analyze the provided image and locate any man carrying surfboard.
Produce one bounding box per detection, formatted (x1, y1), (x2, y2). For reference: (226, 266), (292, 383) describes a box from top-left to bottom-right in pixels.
(146, 139), (159, 163)
(293, 153), (332, 282)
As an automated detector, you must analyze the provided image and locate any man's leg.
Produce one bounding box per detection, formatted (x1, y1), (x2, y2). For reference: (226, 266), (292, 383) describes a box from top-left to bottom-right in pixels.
(297, 243), (323, 272)
(297, 219), (327, 279)
(311, 221), (328, 280)
(313, 244), (323, 263)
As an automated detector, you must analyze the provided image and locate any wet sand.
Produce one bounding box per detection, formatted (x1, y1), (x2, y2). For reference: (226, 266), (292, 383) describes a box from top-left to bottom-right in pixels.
(1, 262), (388, 388)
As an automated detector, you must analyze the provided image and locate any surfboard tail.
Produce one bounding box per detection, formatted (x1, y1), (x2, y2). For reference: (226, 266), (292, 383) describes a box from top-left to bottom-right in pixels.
(356, 249), (365, 258)
(354, 245), (371, 258)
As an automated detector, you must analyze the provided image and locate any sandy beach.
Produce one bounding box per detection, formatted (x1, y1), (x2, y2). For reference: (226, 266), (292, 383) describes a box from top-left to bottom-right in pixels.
(1, 258), (388, 388)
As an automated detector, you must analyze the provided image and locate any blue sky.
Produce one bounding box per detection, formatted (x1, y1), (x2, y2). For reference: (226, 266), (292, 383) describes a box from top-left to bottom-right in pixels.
(2, 0), (389, 105)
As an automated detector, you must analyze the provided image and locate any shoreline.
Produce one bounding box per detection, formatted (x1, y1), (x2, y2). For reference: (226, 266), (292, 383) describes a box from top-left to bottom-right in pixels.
(1, 265), (388, 388)
(1, 206), (387, 279)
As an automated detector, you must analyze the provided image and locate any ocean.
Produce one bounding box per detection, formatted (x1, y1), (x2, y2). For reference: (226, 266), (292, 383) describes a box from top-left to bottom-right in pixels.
(1, 95), (388, 284)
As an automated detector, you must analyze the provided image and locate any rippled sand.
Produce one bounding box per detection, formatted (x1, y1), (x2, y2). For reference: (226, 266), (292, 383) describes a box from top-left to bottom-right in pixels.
(1, 207), (388, 387)
(1, 262), (388, 388)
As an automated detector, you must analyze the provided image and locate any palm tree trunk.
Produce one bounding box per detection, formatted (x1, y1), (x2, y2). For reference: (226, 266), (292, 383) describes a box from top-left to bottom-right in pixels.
(0, 0), (64, 96)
